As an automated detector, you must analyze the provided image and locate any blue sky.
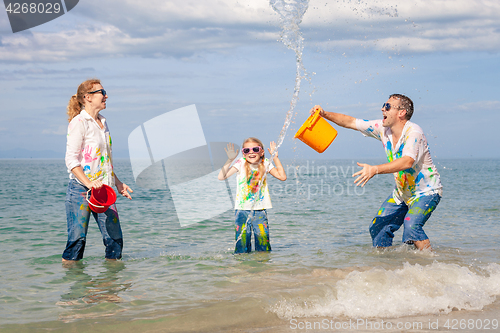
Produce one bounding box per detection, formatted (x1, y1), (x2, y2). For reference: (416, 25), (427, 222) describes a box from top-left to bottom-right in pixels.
(0, 0), (499, 160)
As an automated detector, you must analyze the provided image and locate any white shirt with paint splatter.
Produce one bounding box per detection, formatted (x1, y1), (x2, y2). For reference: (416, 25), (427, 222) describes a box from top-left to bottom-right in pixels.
(233, 157), (275, 210)
(356, 119), (442, 205)
(65, 110), (115, 186)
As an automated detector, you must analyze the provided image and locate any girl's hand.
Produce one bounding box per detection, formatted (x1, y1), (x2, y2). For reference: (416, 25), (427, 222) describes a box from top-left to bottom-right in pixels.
(225, 143), (238, 160)
(268, 141), (278, 158)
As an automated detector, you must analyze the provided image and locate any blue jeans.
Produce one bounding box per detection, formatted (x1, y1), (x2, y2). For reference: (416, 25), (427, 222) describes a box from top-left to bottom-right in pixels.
(234, 210), (271, 254)
(62, 179), (123, 260)
(369, 194), (441, 247)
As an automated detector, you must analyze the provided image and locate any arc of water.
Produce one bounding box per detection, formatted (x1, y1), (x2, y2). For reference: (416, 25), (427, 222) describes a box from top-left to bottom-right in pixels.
(270, 0), (309, 152)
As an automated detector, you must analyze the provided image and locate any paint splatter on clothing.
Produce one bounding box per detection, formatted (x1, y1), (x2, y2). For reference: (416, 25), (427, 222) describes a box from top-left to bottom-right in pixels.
(370, 193), (441, 246)
(65, 110), (115, 186)
(63, 179), (122, 260)
(232, 157), (274, 210)
(356, 119), (442, 205)
(234, 209), (271, 253)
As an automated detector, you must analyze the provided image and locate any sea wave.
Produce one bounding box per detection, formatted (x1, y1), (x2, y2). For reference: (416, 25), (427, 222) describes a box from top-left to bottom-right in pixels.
(271, 262), (500, 319)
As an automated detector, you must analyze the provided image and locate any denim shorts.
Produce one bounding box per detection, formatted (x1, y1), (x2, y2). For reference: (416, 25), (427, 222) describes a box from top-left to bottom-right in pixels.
(234, 210), (271, 254)
(62, 179), (123, 260)
(369, 193), (441, 247)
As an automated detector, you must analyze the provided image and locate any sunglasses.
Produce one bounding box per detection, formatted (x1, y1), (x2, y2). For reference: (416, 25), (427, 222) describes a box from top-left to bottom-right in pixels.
(382, 103), (404, 111)
(242, 146), (262, 154)
(87, 89), (107, 96)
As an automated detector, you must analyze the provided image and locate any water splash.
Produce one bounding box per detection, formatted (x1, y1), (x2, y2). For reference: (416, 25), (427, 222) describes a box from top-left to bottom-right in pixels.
(271, 262), (500, 319)
(270, 0), (310, 151)
(231, 1), (311, 245)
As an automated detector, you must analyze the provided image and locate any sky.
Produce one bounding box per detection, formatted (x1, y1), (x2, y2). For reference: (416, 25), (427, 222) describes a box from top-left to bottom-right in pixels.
(0, 0), (499, 162)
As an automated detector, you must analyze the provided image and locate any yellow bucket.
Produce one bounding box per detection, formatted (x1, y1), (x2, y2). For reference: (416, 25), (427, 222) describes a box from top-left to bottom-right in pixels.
(294, 109), (338, 153)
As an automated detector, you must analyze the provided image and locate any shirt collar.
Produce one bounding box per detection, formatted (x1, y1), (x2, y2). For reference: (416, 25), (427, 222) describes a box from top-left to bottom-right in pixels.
(80, 109), (106, 125)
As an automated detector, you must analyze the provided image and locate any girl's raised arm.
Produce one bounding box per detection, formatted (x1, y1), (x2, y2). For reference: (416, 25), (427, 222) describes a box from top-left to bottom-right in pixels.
(218, 143), (239, 180)
(268, 141), (287, 181)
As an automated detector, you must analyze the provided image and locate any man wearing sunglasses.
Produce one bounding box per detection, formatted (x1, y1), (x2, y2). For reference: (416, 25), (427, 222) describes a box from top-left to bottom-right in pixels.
(310, 94), (442, 251)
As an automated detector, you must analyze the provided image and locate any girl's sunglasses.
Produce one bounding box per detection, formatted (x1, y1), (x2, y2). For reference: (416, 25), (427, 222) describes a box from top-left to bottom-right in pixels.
(242, 146), (262, 154)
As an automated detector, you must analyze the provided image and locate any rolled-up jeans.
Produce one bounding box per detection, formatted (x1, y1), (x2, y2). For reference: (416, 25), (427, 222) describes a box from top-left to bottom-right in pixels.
(62, 179), (123, 260)
(369, 193), (441, 247)
(234, 209), (271, 254)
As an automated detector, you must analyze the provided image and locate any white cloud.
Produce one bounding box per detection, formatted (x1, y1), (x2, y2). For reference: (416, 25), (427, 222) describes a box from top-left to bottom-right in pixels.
(0, 67), (95, 80)
(42, 125), (67, 135)
(307, 0), (500, 53)
(418, 100), (500, 114)
(0, 0), (499, 63)
(0, 23), (278, 62)
(456, 100), (500, 111)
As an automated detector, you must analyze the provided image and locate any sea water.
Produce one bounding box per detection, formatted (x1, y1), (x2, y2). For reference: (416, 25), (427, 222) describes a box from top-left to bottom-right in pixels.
(0, 158), (499, 332)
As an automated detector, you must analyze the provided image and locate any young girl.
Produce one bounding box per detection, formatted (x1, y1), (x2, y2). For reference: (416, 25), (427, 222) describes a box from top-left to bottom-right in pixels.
(218, 138), (286, 253)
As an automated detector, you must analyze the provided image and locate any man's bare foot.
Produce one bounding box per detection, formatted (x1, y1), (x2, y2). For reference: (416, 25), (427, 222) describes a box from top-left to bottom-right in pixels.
(414, 239), (432, 251)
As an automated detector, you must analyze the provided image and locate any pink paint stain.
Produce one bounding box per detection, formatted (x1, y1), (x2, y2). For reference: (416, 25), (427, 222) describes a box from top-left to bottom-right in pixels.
(83, 145), (97, 163)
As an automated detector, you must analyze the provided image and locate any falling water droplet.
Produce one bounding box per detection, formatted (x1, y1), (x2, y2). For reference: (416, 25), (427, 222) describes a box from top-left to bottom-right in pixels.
(269, 0), (310, 151)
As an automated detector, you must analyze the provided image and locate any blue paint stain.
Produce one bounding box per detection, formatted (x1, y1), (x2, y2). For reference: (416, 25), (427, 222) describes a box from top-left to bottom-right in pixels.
(406, 168), (416, 175)
(415, 172), (425, 184)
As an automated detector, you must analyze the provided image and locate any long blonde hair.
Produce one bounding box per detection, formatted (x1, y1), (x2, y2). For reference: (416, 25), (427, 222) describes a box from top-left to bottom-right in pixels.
(66, 79), (101, 122)
(242, 137), (266, 183)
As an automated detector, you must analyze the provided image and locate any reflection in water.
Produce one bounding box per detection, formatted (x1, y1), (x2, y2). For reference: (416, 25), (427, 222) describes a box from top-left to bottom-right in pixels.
(57, 261), (131, 322)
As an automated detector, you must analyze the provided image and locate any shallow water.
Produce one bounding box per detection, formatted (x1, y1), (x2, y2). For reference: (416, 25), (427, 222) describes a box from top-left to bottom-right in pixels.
(0, 158), (499, 332)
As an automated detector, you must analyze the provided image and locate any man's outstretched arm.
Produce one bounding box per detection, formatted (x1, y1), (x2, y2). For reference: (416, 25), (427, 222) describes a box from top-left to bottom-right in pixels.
(310, 105), (357, 130)
(353, 156), (415, 187)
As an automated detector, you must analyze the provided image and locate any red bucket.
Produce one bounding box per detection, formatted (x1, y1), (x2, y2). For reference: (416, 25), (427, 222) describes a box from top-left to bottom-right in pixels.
(86, 184), (117, 213)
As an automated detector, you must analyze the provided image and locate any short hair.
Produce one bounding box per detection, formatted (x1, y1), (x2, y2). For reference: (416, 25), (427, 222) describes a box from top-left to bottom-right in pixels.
(390, 94), (414, 120)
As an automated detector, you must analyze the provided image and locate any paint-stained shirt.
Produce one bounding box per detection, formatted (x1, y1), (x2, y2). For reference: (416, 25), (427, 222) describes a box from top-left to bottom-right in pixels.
(65, 110), (115, 186)
(356, 119), (442, 205)
(233, 157), (274, 210)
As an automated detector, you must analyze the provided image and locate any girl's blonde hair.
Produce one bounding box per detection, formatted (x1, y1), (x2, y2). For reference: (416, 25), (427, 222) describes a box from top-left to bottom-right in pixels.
(242, 137), (266, 183)
(66, 79), (101, 122)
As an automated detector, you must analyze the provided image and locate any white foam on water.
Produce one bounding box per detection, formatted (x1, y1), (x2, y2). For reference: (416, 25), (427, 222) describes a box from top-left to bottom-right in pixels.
(271, 262), (500, 319)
